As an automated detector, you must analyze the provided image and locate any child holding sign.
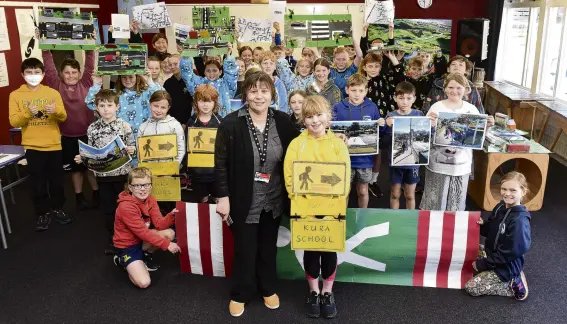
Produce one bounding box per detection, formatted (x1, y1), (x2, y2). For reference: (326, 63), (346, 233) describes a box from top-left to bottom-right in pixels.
(284, 96), (351, 319)
(186, 85), (223, 203)
(138, 91), (186, 165)
(113, 167), (180, 288)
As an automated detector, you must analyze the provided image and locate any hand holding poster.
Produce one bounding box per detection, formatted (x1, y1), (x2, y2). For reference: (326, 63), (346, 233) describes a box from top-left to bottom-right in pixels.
(79, 136), (131, 175)
(132, 2), (172, 30)
(237, 18), (272, 43)
(330, 121), (379, 156)
(365, 0), (395, 24)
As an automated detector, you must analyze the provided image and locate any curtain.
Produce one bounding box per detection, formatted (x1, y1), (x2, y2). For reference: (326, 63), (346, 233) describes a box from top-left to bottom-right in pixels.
(485, 0), (505, 81)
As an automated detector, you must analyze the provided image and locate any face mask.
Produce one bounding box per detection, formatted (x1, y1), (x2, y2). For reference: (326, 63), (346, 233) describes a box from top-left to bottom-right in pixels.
(24, 74), (44, 86)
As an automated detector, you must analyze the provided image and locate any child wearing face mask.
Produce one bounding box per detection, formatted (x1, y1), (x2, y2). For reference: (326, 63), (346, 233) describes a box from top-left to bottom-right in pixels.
(85, 71), (163, 166)
(138, 90), (186, 166)
(180, 50), (238, 117)
(9, 58), (70, 231)
(186, 85), (223, 203)
(259, 51), (289, 113)
(42, 49), (99, 210)
(288, 90), (307, 130)
(423, 73), (494, 211)
(284, 95), (351, 319)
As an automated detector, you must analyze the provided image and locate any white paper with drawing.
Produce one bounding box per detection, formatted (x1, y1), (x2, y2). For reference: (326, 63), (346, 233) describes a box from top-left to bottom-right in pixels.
(132, 2), (172, 30)
(173, 23), (191, 44)
(0, 8), (10, 51)
(0, 53), (9, 88)
(15, 9), (41, 61)
(237, 18), (272, 43)
(365, 0), (395, 25)
(111, 14), (131, 39)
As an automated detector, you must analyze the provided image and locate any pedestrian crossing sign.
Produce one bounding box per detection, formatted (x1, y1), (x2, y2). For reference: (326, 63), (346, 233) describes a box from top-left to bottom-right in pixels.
(187, 128), (216, 154)
(292, 161), (347, 196)
(137, 134), (178, 162)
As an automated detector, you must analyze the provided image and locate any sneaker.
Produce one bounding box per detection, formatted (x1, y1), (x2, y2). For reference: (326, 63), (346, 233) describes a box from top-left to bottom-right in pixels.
(263, 294), (280, 309)
(229, 300), (245, 317)
(368, 182), (383, 198)
(510, 271), (529, 301)
(320, 292), (337, 319)
(305, 291), (320, 318)
(35, 213), (51, 232)
(143, 252), (160, 272)
(52, 210), (72, 225)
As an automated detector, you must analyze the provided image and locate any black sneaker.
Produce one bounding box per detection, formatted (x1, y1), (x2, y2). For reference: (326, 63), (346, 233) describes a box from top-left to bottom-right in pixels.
(52, 210), (72, 225)
(35, 213), (51, 232)
(305, 291), (320, 318)
(510, 271), (529, 301)
(143, 252), (160, 271)
(320, 292), (337, 319)
(368, 182), (383, 198)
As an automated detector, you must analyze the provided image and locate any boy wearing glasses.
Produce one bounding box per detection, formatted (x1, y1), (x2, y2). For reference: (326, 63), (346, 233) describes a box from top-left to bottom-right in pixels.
(74, 90), (135, 254)
(113, 167), (180, 288)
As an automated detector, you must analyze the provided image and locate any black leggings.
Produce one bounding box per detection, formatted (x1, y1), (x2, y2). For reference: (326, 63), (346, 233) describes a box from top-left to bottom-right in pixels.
(304, 251), (338, 281)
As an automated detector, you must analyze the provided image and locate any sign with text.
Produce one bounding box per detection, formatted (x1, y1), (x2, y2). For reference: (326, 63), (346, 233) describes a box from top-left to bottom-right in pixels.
(237, 18), (272, 43)
(291, 196), (347, 218)
(187, 128), (216, 154)
(137, 134), (177, 162)
(152, 176), (181, 201)
(139, 161), (179, 176)
(291, 161), (347, 196)
(291, 218), (346, 252)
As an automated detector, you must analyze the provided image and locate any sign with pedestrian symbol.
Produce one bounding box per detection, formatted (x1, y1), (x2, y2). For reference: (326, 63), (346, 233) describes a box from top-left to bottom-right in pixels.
(187, 128), (216, 154)
(292, 161), (347, 196)
(137, 134), (178, 162)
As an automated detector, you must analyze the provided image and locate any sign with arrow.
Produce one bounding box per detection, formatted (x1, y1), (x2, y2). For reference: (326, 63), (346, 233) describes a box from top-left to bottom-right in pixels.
(187, 128), (217, 154)
(137, 134), (178, 162)
(292, 161), (347, 196)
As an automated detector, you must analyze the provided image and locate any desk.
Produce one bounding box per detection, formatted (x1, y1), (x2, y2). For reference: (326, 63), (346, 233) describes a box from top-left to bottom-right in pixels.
(9, 128), (21, 145)
(0, 145), (28, 249)
(468, 140), (550, 211)
(484, 81), (553, 130)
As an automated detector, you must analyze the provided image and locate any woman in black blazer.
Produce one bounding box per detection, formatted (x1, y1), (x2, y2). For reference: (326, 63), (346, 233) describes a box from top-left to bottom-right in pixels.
(215, 72), (300, 317)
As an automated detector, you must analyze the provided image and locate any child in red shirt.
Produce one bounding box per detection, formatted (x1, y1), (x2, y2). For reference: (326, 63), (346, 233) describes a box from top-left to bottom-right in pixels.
(113, 167), (180, 288)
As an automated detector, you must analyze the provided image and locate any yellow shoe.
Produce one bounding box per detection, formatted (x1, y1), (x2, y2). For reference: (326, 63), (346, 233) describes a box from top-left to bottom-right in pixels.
(263, 294), (280, 309)
(229, 300), (245, 317)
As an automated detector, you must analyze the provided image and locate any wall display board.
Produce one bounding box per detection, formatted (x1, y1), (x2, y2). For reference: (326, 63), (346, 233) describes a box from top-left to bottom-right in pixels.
(95, 44), (147, 76)
(38, 8), (96, 50)
(180, 6), (235, 58)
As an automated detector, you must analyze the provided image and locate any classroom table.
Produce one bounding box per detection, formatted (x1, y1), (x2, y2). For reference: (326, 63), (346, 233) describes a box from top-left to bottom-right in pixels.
(0, 145), (29, 249)
(484, 81), (553, 130)
(468, 139), (550, 212)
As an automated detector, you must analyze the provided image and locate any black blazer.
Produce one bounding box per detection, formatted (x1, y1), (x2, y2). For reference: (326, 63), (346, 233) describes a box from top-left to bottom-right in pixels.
(215, 107), (300, 224)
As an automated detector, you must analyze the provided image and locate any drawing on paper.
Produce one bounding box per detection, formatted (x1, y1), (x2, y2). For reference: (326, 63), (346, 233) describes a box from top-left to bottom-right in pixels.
(330, 121), (379, 156)
(365, 0), (395, 25)
(391, 117), (431, 166)
(132, 2), (172, 29)
(38, 8), (96, 50)
(434, 112), (488, 150)
(95, 44), (147, 75)
(180, 6), (235, 58)
(237, 18), (272, 43)
(284, 14), (353, 48)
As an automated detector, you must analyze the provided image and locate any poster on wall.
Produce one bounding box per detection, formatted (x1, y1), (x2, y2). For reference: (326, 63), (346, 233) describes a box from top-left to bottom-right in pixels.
(368, 19), (451, 56)
(0, 8), (11, 51)
(15, 9), (42, 61)
(117, 0), (158, 33)
(0, 53), (9, 88)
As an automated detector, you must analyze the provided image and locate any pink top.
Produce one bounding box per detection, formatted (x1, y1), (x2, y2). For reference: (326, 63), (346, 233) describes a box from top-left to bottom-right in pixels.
(42, 50), (95, 137)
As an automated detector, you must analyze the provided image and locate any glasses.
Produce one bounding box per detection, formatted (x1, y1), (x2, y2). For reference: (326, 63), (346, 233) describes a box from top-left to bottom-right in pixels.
(130, 183), (152, 190)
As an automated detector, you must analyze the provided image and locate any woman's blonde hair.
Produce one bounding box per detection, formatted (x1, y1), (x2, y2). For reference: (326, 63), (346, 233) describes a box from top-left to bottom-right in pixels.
(299, 95), (332, 125)
(501, 171), (530, 197)
(115, 75), (149, 96)
(125, 167), (152, 193)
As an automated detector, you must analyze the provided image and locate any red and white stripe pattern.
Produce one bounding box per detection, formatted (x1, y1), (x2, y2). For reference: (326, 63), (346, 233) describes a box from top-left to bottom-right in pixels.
(175, 202), (233, 277)
(412, 211), (480, 289)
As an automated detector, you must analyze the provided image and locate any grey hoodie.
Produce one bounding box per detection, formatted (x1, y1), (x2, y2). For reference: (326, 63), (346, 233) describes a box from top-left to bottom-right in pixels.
(138, 115), (186, 165)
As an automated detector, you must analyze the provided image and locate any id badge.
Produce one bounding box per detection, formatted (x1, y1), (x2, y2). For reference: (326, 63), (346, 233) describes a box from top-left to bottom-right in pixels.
(254, 172), (271, 183)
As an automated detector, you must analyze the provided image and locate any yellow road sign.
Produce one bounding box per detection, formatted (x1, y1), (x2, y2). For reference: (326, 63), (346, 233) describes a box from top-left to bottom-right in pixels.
(152, 176), (181, 201)
(137, 134), (177, 162)
(187, 128), (217, 154)
(138, 161), (179, 176)
(291, 196), (347, 218)
(292, 161), (347, 196)
(291, 218), (346, 252)
(187, 153), (215, 168)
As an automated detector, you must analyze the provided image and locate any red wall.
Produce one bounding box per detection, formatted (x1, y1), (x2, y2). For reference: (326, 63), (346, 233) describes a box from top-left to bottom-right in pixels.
(0, 0), (99, 145)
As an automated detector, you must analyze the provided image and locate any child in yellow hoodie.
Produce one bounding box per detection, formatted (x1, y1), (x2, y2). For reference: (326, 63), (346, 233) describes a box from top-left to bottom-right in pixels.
(8, 58), (69, 231)
(284, 95), (350, 319)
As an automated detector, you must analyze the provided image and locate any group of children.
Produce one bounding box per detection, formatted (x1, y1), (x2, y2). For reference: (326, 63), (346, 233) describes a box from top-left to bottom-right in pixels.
(7, 18), (530, 319)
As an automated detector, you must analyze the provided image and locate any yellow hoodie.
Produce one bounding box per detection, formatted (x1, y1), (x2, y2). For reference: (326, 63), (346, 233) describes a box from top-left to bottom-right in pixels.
(9, 84), (66, 151)
(284, 129), (351, 217)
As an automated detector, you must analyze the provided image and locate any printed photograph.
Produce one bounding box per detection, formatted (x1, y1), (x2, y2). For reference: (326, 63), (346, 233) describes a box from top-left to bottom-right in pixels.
(331, 121), (379, 156)
(434, 112), (488, 150)
(79, 136), (131, 174)
(392, 117), (431, 166)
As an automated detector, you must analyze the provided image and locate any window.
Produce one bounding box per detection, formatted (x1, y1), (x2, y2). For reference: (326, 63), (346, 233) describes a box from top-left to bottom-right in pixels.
(539, 7), (566, 96)
(497, 7), (540, 87)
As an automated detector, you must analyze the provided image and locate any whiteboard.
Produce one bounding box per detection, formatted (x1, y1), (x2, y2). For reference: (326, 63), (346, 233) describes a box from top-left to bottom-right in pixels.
(165, 3), (364, 58)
